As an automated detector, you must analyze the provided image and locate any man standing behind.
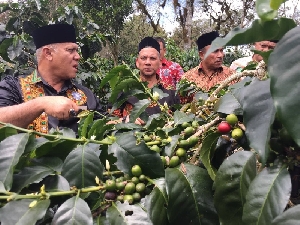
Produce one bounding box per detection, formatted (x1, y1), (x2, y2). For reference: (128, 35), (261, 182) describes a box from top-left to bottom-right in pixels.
(182, 31), (233, 91)
(230, 40), (277, 72)
(0, 24), (105, 133)
(111, 37), (179, 123)
(154, 37), (184, 90)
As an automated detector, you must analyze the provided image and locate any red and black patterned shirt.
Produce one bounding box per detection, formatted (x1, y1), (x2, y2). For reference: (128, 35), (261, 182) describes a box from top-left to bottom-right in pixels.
(157, 58), (184, 90)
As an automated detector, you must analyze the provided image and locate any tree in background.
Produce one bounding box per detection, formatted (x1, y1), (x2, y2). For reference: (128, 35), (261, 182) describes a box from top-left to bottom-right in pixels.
(172, 18), (214, 48)
(201, 0), (255, 34)
(118, 14), (166, 58)
(135, 0), (199, 50)
(278, 0), (300, 25)
(75, 0), (133, 66)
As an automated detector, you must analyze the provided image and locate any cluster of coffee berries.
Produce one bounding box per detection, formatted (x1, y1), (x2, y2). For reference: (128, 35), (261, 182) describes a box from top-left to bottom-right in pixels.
(217, 114), (243, 140)
(104, 165), (150, 204)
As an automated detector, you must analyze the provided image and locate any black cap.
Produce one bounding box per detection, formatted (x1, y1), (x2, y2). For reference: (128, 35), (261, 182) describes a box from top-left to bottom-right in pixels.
(138, 37), (160, 53)
(32, 24), (76, 49)
(267, 40), (278, 43)
(196, 31), (219, 50)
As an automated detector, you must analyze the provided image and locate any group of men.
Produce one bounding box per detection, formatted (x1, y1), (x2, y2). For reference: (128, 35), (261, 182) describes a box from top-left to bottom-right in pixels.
(0, 23), (277, 133)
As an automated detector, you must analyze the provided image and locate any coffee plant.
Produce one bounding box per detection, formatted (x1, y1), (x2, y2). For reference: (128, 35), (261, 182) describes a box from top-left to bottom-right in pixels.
(1, 0), (300, 224)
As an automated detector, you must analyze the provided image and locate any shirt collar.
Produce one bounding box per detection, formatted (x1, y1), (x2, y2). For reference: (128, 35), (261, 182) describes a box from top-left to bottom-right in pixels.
(161, 58), (168, 66)
(198, 62), (223, 75)
(31, 69), (77, 90)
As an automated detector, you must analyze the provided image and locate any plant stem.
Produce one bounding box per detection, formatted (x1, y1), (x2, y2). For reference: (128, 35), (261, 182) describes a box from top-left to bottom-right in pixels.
(0, 123), (112, 145)
(0, 186), (105, 201)
(208, 61), (266, 101)
(103, 171), (123, 176)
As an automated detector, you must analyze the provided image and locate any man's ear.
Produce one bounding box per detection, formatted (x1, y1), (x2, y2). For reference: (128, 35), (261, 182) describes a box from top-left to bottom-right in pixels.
(199, 51), (204, 61)
(43, 47), (53, 60)
(135, 57), (139, 69)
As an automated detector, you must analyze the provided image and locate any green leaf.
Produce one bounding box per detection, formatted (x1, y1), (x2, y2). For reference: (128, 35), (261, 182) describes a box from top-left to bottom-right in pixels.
(270, 0), (287, 10)
(109, 78), (141, 103)
(206, 18), (296, 56)
(129, 99), (151, 123)
(88, 118), (112, 139)
(106, 201), (152, 225)
(110, 89), (146, 112)
(166, 164), (218, 225)
(78, 112), (94, 138)
(272, 205), (300, 225)
(11, 157), (63, 193)
(5, 17), (18, 32)
(199, 133), (220, 181)
(145, 116), (166, 130)
(256, 0), (278, 21)
(115, 122), (142, 130)
(242, 162), (291, 224)
(99, 65), (131, 89)
(0, 125), (18, 142)
(164, 135), (180, 157)
(8, 39), (23, 60)
(43, 174), (70, 192)
(269, 25), (300, 147)
(145, 178), (169, 225)
(173, 110), (193, 126)
(243, 78), (275, 165)
(108, 133), (164, 178)
(0, 181), (5, 192)
(94, 215), (110, 225)
(50, 127), (76, 138)
(52, 196), (93, 225)
(214, 92), (243, 115)
(62, 143), (103, 188)
(153, 86), (169, 99)
(0, 199), (50, 225)
(0, 133), (30, 190)
(0, 38), (13, 62)
(214, 151), (257, 225)
(34, 138), (78, 159)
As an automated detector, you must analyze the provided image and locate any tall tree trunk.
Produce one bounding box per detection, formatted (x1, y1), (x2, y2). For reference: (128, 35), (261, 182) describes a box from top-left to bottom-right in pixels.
(109, 42), (119, 67)
(184, 0), (194, 49)
(174, 0), (194, 50)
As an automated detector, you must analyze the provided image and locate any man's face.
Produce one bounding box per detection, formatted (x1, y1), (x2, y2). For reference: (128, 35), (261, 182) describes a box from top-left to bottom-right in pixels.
(200, 45), (224, 70)
(136, 47), (161, 77)
(158, 41), (166, 60)
(253, 41), (276, 62)
(50, 42), (80, 79)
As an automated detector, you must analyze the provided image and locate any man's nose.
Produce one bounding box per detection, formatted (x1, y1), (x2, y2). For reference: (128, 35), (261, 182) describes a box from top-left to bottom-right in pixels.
(217, 52), (224, 58)
(74, 52), (81, 60)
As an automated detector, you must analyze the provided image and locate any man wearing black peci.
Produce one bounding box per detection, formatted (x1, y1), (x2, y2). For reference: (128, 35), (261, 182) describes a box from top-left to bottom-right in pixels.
(0, 24), (105, 133)
(111, 37), (180, 125)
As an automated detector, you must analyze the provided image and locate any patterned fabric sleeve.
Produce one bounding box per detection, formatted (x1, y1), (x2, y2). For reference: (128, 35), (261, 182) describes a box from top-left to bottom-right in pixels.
(111, 103), (133, 118)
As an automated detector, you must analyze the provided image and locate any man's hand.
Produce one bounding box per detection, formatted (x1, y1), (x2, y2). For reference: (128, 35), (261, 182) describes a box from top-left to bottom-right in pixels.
(41, 96), (79, 120)
(135, 117), (145, 125)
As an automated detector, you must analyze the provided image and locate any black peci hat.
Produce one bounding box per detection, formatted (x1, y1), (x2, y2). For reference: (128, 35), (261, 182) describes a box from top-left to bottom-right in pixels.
(32, 24), (76, 49)
(138, 37), (160, 53)
(267, 39), (278, 43)
(196, 31), (219, 51)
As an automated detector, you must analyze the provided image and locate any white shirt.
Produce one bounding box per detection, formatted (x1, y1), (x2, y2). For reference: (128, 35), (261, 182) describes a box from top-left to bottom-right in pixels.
(230, 56), (253, 71)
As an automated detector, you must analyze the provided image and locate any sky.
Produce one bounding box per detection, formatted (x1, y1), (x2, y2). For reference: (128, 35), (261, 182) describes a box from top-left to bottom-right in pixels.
(0, 0), (299, 34)
(157, 0), (300, 34)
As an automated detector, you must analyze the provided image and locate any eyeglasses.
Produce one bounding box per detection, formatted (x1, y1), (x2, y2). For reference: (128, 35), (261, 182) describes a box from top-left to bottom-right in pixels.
(65, 48), (79, 54)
